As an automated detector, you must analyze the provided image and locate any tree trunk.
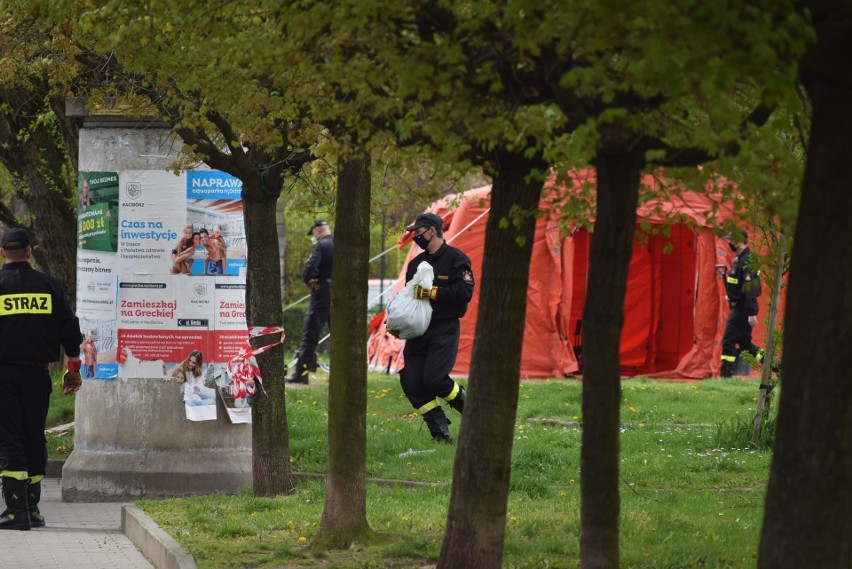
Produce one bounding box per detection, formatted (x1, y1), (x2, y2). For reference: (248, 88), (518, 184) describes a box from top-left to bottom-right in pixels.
(0, 88), (77, 302)
(751, 233), (784, 444)
(759, 15), (852, 564)
(314, 155), (374, 547)
(243, 176), (295, 497)
(580, 150), (643, 569)
(438, 151), (545, 568)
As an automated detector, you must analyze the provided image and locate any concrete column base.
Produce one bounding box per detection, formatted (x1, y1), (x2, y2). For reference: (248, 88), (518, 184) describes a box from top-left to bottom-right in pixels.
(62, 377), (252, 502)
(62, 448), (252, 502)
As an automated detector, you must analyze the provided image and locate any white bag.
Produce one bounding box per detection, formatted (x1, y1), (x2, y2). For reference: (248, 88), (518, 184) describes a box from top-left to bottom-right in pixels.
(386, 261), (434, 340)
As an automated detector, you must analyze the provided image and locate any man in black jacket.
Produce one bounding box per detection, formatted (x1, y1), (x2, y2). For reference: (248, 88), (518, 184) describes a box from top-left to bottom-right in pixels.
(286, 220), (333, 384)
(400, 213), (474, 442)
(721, 229), (762, 377)
(0, 228), (83, 530)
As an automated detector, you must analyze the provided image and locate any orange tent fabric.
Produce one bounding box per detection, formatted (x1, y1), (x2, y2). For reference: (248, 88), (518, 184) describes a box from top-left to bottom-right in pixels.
(367, 171), (780, 379)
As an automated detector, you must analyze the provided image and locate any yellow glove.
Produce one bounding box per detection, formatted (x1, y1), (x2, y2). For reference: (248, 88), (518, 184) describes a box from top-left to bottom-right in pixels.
(413, 284), (437, 300)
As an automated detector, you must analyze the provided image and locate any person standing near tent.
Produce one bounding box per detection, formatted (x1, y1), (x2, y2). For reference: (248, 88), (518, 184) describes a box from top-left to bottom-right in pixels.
(400, 212), (474, 442)
(720, 229), (762, 377)
(286, 219), (334, 384)
(0, 228), (83, 530)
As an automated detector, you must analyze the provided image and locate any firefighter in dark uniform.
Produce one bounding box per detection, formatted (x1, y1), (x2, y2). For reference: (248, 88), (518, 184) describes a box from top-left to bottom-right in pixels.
(0, 228), (83, 530)
(286, 219), (334, 384)
(720, 229), (762, 377)
(400, 213), (474, 442)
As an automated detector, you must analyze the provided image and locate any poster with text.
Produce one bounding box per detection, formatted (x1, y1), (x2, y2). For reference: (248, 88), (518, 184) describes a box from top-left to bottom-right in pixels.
(76, 172), (120, 379)
(101, 170), (249, 421)
(185, 171), (246, 276)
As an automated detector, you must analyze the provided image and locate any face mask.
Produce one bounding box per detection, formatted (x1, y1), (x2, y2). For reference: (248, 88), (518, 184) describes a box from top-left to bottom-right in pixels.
(413, 229), (432, 250)
(728, 242), (738, 253)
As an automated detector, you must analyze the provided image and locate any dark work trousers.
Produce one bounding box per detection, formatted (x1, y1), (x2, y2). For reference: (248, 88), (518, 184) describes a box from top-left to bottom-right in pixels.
(400, 318), (460, 411)
(0, 364), (52, 477)
(722, 302), (760, 361)
(294, 282), (331, 375)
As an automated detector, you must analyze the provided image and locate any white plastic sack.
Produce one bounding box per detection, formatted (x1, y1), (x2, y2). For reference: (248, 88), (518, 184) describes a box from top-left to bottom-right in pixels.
(386, 261), (434, 340)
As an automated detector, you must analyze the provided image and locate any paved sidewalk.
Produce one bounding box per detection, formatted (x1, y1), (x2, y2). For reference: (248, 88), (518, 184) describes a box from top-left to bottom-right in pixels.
(0, 478), (154, 568)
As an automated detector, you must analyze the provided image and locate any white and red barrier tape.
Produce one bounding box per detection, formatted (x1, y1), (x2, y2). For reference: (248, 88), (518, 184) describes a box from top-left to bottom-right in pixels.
(228, 326), (285, 398)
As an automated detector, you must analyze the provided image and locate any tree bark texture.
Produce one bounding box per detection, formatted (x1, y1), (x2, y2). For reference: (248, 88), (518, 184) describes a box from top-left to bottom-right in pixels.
(0, 88), (77, 303)
(580, 151), (643, 569)
(438, 151), (545, 569)
(314, 155), (374, 546)
(243, 177), (295, 497)
(759, 11), (852, 564)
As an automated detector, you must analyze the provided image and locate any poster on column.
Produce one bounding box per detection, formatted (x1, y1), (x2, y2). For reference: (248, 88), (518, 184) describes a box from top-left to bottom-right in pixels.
(114, 169), (249, 422)
(215, 278), (252, 423)
(76, 172), (120, 379)
(117, 276), (216, 420)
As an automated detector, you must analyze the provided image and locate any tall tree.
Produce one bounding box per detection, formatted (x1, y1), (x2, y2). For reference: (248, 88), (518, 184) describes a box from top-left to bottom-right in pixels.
(314, 154), (374, 546)
(369, 3), (807, 567)
(11, 0), (320, 495)
(759, 3), (852, 566)
(0, 17), (81, 299)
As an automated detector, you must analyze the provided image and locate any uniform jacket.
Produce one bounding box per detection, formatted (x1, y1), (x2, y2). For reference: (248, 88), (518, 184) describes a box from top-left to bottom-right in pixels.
(302, 235), (334, 282)
(405, 242), (474, 321)
(0, 261), (82, 362)
(725, 246), (761, 316)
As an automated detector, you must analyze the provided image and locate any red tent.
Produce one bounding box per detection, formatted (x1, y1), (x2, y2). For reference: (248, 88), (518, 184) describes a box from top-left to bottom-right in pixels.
(368, 171), (778, 379)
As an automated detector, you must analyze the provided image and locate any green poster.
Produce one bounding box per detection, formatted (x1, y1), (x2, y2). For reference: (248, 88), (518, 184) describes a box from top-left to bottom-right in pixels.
(78, 172), (118, 252)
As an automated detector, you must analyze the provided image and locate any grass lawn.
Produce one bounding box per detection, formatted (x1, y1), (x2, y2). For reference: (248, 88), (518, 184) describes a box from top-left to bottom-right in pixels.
(135, 374), (776, 569)
(47, 370), (76, 459)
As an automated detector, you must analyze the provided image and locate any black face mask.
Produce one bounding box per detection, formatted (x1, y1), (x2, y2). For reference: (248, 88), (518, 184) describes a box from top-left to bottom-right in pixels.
(413, 229), (433, 250)
(728, 242), (738, 253)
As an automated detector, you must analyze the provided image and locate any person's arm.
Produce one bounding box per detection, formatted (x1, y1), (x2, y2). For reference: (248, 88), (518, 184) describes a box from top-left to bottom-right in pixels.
(301, 243), (322, 287)
(415, 252), (474, 305)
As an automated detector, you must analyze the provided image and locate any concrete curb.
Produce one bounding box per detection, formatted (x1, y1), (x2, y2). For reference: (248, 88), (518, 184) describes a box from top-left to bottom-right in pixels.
(122, 505), (197, 569)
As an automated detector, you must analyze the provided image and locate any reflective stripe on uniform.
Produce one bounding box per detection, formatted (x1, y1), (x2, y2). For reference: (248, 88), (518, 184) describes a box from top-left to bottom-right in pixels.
(721, 355), (736, 362)
(726, 276), (739, 284)
(443, 382), (460, 402)
(0, 470), (29, 480)
(29, 474), (43, 484)
(0, 293), (52, 315)
(417, 399), (441, 415)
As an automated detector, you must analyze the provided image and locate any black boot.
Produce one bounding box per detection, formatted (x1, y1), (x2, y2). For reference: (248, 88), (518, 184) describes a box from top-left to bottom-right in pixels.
(447, 385), (465, 414)
(28, 481), (44, 528)
(423, 408), (452, 443)
(0, 477), (31, 531)
(285, 361), (309, 385)
(720, 360), (735, 378)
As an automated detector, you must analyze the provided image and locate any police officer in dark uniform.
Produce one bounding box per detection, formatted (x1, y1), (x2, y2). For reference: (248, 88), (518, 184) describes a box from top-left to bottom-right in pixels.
(0, 228), (83, 530)
(720, 229), (762, 377)
(286, 219), (334, 384)
(400, 213), (474, 442)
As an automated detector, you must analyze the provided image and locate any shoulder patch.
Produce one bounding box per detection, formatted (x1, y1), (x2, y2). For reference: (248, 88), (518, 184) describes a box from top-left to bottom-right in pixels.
(462, 270), (474, 285)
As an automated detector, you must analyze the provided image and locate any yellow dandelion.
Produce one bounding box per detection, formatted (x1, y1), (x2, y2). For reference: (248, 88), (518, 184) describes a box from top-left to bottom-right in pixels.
(298, 536), (307, 543)
(569, 479), (575, 485)
(402, 516), (410, 522)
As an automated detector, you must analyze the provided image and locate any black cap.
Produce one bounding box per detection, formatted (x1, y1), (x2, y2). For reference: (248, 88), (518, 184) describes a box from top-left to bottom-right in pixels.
(306, 219), (328, 235)
(405, 212), (444, 232)
(723, 228), (748, 242)
(1, 228), (31, 250)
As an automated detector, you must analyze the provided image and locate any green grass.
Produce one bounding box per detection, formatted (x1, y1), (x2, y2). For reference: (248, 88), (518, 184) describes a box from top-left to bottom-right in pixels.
(46, 370), (77, 459)
(136, 374), (777, 568)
